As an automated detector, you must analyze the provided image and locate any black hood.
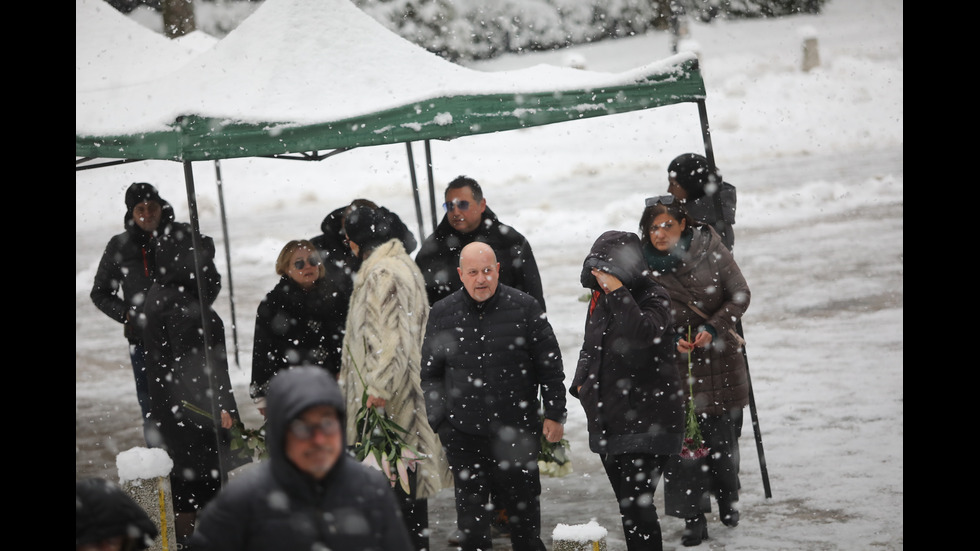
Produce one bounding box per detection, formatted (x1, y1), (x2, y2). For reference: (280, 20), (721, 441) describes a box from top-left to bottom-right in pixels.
(265, 365), (347, 475)
(123, 182), (175, 233)
(580, 230), (648, 291)
(76, 477), (158, 549)
(344, 205), (418, 257)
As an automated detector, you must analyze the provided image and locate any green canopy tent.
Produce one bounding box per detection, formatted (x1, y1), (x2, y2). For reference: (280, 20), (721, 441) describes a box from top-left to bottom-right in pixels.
(76, 0), (719, 485)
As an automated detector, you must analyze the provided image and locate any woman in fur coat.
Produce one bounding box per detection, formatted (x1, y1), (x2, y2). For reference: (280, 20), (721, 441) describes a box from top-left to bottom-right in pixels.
(340, 204), (452, 551)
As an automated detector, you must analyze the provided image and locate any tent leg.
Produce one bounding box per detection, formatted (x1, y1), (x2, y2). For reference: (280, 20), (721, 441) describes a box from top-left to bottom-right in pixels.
(182, 160), (229, 487)
(405, 143), (425, 243)
(213, 160), (241, 370)
(697, 99), (716, 171)
(424, 140), (438, 233)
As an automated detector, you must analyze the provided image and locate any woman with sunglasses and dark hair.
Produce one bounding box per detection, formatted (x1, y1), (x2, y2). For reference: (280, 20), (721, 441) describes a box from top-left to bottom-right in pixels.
(250, 239), (352, 415)
(639, 196), (752, 547)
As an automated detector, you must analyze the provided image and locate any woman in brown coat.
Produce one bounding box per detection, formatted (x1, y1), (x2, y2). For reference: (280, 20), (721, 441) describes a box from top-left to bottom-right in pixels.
(639, 195), (751, 547)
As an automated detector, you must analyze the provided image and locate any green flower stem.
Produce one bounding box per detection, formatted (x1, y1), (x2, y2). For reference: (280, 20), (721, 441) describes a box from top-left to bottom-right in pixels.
(685, 326), (705, 447)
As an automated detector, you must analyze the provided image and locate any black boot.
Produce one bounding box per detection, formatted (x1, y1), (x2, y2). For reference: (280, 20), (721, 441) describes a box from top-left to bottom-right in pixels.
(681, 513), (708, 546)
(719, 497), (740, 527)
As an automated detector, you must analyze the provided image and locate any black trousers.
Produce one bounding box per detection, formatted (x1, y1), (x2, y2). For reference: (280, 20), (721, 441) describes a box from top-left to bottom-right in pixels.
(600, 452), (670, 551)
(441, 426), (545, 551)
(394, 468), (429, 551)
(700, 408), (743, 505)
(664, 407), (744, 519)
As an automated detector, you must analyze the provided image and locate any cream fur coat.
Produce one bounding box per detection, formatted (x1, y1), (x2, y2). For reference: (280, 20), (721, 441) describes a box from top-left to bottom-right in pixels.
(340, 239), (452, 498)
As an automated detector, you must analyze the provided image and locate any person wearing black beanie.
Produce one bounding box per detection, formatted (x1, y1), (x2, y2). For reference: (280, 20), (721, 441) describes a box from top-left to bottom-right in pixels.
(663, 153), (737, 252)
(343, 204), (395, 259)
(91, 182), (176, 445)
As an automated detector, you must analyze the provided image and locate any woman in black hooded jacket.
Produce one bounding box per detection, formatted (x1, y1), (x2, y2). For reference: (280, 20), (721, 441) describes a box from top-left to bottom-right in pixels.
(570, 230), (684, 551)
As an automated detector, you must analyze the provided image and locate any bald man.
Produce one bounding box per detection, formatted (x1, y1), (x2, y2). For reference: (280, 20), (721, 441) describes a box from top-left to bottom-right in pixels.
(420, 242), (566, 551)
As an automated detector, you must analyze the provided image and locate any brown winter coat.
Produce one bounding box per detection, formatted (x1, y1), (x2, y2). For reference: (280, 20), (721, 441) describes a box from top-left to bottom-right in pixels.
(649, 226), (751, 416)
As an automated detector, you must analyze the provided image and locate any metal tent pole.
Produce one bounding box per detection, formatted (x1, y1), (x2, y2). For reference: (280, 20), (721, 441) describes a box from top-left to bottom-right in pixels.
(182, 160), (229, 487)
(405, 142), (425, 242)
(698, 98), (771, 498)
(424, 139), (438, 236)
(213, 160), (241, 369)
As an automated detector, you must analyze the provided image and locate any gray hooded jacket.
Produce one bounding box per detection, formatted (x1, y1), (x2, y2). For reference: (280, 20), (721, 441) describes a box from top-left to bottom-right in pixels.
(189, 366), (412, 551)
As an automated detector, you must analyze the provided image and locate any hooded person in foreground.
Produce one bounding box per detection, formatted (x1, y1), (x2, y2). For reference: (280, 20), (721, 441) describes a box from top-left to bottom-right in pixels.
(188, 365), (413, 551)
(76, 477), (158, 551)
(570, 230), (684, 551)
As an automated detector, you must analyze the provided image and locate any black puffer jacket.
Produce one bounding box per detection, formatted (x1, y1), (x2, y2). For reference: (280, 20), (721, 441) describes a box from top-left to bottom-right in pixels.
(685, 181), (737, 252)
(421, 284), (566, 436)
(250, 271), (350, 398)
(143, 223), (237, 425)
(414, 207), (546, 310)
(571, 231), (684, 455)
(189, 366), (413, 551)
(90, 193), (175, 343)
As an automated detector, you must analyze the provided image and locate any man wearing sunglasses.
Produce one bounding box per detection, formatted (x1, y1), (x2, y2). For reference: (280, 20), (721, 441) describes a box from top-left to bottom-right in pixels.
(189, 366), (413, 551)
(415, 175), (546, 312)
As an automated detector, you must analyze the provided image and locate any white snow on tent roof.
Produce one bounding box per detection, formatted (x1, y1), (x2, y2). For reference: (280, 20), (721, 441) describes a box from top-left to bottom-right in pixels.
(76, 0), (695, 136)
(75, 0), (213, 92)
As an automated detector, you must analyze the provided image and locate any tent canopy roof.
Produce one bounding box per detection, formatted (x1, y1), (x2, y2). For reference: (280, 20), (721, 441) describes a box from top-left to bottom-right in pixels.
(75, 0), (705, 163)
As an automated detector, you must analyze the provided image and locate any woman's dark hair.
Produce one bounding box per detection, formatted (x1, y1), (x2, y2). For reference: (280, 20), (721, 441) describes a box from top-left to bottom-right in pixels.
(639, 200), (695, 241)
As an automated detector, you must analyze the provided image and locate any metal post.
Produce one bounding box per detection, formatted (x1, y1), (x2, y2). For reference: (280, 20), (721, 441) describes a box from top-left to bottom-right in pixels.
(405, 142), (425, 242)
(697, 99), (715, 169)
(424, 139), (438, 236)
(736, 320), (772, 498)
(182, 160), (229, 486)
(213, 160), (241, 369)
(697, 101), (771, 497)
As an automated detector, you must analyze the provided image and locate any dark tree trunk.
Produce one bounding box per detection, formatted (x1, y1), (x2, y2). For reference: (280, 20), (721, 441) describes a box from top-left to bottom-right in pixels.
(163, 0), (196, 38)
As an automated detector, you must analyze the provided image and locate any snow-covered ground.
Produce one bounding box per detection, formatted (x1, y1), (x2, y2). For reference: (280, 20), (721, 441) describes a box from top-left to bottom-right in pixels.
(76, 0), (902, 549)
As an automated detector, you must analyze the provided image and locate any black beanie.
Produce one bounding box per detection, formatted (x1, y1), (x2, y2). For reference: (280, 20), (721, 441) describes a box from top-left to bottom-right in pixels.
(125, 182), (163, 212)
(344, 205), (395, 254)
(668, 153), (719, 201)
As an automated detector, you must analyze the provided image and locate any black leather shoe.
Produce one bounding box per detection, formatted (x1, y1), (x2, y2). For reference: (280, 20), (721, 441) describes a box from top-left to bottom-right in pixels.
(719, 499), (740, 527)
(681, 513), (709, 546)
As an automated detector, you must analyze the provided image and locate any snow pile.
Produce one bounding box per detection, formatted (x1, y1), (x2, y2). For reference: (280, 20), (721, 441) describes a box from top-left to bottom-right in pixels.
(117, 447), (174, 483)
(552, 520), (608, 542)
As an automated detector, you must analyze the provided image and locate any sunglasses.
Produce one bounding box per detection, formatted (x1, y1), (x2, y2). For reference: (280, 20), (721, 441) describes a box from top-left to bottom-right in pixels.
(644, 195), (677, 207)
(293, 256), (320, 270)
(443, 199), (472, 212)
(288, 417), (340, 440)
